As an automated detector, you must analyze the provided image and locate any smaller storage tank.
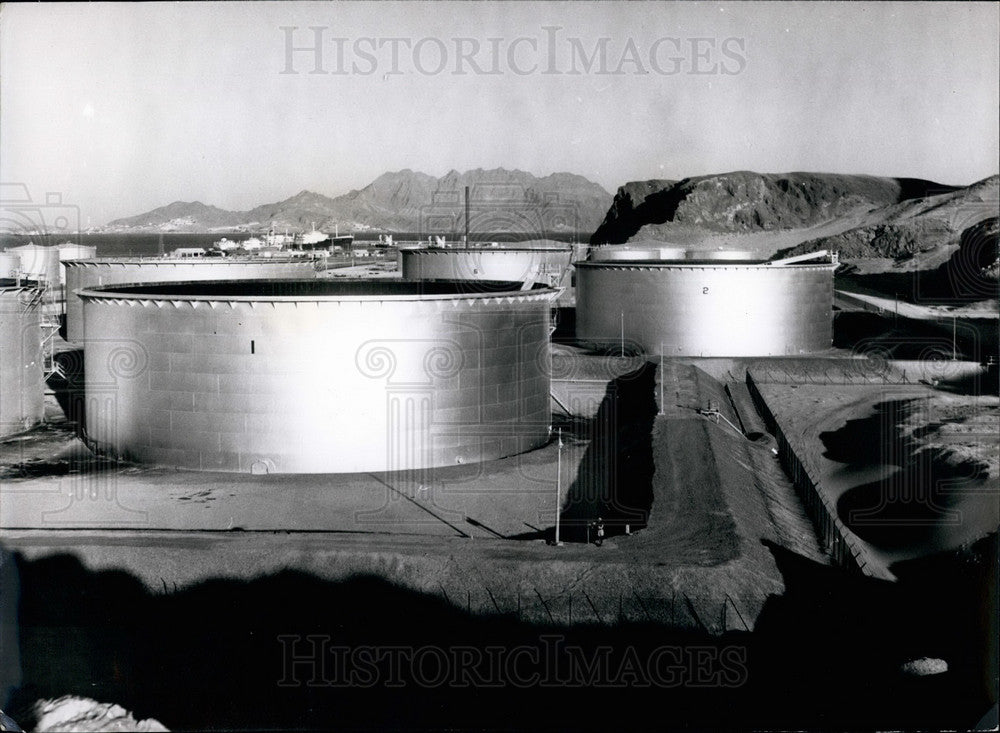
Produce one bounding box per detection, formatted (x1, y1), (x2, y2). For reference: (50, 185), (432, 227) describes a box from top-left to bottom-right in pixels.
(684, 249), (757, 261)
(56, 243), (98, 284)
(0, 252), (21, 279)
(589, 245), (687, 262)
(6, 245), (60, 287)
(0, 281), (45, 437)
(575, 254), (836, 356)
(400, 245), (573, 287)
(63, 256), (321, 342)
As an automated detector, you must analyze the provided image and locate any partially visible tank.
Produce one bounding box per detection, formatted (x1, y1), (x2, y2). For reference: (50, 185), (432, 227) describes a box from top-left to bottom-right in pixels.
(589, 245), (687, 262)
(0, 281), (45, 437)
(684, 249), (757, 261)
(589, 246), (757, 262)
(63, 256), (321, 342)
(399, 245), (574, 287)
(79, 279), (560, 474)
(575, 258), (835, 356)
(56, 243), (97, 284)
(0, 252), (20, 279)
(6, 244), (60, 287)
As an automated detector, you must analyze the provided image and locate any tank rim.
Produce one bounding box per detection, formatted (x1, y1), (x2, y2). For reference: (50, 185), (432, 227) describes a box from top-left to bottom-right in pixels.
(76, 278), (562, 304)
(574, 260), (836, 269)
(62, 256), (322, 267)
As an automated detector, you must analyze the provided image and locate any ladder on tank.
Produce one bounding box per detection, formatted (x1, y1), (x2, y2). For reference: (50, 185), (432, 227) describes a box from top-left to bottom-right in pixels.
(19, 275), (65, 382)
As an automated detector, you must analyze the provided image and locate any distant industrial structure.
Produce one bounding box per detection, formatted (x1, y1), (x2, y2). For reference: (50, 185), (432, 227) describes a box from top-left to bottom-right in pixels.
(0, 280), (44, 437)
(62, 256), (321, 342)
(576, 250), (836, 356)
(78, 279), (559, 473)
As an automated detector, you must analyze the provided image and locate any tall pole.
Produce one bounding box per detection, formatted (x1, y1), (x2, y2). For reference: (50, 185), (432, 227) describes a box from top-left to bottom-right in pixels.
(554, 428), (563, 546)
(465, 185), (470, 250)
(620, 312), (624, 357)
(660, 345), (664, 415)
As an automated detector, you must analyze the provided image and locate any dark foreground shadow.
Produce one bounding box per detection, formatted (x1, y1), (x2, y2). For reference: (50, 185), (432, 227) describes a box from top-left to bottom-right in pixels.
(752, 534), (996, 731)
(3, 534), (994, 731)
(6, 548), (751, 732)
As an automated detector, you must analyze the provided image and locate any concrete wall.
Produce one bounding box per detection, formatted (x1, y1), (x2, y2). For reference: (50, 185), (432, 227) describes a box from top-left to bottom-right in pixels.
(744, 370), (888, 579)
(64, 258), (319, 342)
(81, 281), (559, 474)
(0, 286), (45, 437)
(576, 262), (835, 356)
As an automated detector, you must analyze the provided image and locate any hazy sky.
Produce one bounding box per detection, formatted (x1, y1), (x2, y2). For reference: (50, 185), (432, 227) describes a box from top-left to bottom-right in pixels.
(1, 1), (997, 225)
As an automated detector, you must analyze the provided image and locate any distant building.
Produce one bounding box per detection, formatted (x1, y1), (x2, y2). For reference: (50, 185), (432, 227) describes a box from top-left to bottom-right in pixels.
(169, 247), (207, 258)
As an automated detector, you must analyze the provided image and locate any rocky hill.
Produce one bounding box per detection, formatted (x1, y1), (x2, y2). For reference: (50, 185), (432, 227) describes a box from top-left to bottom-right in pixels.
(102, 169), (612, 235)
(592, 172), (961, 244)
(105, 200), (246, 231)
(777, 175), (999, 265)
(591, 171), (997, 280)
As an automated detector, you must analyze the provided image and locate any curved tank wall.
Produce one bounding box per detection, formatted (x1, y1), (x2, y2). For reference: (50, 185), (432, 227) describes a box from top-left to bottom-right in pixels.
(575, 261), (835, 356)
(64, 257), (320, 342)
(399, 247), (573, 287)
(79, 279), (559, 474)
(0, 284), (45, 437)
(0, 253), (20, 278)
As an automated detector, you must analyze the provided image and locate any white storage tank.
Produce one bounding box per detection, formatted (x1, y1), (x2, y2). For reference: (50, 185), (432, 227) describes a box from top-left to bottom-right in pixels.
(0, 252), (21, 279)
(6, 244), (60, 287)
(575, 256), (836, 356)
(79, 279), (560, 474)
(0, 281), (45, 437)
(399, 245), (574, 288)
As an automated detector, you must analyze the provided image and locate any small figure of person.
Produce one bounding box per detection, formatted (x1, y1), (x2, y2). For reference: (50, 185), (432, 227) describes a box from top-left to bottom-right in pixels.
(595, 517), (605, 547)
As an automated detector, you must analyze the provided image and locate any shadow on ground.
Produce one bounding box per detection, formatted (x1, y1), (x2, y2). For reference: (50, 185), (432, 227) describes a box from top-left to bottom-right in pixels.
(2, 533), (994, 731)
(513, 362), (656, 543)
(819, 399), (998, 553)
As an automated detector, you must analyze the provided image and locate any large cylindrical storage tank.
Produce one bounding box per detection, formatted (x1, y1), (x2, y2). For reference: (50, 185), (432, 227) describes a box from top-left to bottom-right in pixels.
(63, 257), (321, 342)
(0, 282), (45, 437)
(7, 245), (60, 287)
(0, 252), (20, 278)
(79, 279), (559, 474)
(400, 246), (573, 287)
(575, 261), (835, 356)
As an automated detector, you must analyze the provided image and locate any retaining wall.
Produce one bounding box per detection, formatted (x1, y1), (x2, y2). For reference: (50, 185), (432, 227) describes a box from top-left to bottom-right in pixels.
(745, 369), (890, 579)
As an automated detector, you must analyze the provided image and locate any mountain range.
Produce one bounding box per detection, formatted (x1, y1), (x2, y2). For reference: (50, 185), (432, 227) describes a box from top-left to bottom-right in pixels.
(101, 169), (614, 236)
(96, 167), (999, 282)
